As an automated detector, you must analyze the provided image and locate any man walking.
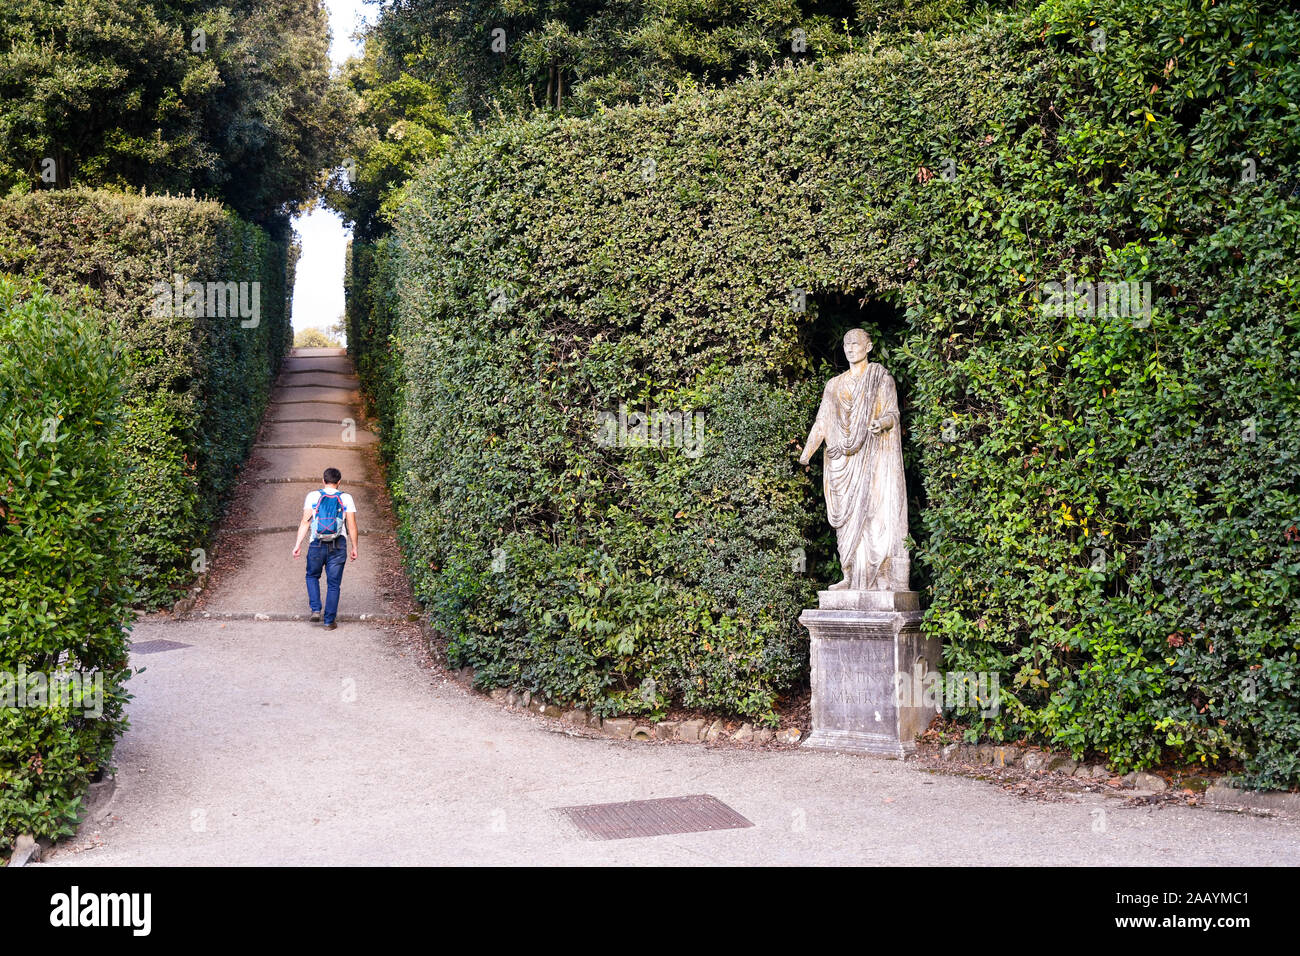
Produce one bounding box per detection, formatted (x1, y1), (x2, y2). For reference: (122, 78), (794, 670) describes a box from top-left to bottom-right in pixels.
(292, 467), (359, 629)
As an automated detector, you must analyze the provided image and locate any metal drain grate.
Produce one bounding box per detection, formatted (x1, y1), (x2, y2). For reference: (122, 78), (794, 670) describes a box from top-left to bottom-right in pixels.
(557, 794), (753, 841)
(129, 639), (193, 654)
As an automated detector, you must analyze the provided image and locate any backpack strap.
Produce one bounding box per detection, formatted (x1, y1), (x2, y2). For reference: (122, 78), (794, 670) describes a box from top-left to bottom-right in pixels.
(314, 488), (340, 506)
(312, 489), (345, 545)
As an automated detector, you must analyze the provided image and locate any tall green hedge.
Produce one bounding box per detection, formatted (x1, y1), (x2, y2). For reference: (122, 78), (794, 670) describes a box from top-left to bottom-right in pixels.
(345, 235), (404, 464)
(361, 0), (1300, 785)
(0, 275), (134, 850)
(0, 189), (293, 605)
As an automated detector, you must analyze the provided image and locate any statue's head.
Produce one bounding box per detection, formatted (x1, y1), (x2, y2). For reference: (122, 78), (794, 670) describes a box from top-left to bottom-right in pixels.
(843, 328), (873, 363)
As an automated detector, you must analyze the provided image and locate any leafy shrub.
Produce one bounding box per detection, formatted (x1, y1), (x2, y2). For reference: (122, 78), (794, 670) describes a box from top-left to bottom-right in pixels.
(0, 0), (352, 224)
(0, 188), (293, 605)
(345, 236), (404, 466)
(0, 275), (134, 851)
(357, 0), (1300, 783)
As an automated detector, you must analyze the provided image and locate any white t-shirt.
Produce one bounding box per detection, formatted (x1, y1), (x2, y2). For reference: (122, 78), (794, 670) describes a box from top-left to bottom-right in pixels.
(305, 489), (358, 541)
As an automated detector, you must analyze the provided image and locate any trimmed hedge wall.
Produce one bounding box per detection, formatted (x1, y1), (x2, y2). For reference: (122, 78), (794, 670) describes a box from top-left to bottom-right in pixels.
(361, 0), (1300, 784)
(0, 188), (293, 606)
(345, 235), (404, 465)
(1, 275), (134, 850)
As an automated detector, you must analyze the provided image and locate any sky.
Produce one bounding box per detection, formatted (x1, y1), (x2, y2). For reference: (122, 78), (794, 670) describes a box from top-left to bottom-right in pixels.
(289, 0), (379, 339)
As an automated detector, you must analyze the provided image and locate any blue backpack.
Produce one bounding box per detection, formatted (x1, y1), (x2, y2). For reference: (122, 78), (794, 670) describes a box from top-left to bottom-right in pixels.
(313, 489), (345, 543)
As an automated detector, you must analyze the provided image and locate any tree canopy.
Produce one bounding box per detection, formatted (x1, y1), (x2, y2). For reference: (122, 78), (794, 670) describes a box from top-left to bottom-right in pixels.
(323, 26), (453, 242)
(322, 0), (983, 234)
(0, 0), (354, 225)
(369, 0), (982, 119)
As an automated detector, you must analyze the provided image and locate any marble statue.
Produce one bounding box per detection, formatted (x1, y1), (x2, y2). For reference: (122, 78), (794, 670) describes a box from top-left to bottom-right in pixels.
(799, 328), (910, 591)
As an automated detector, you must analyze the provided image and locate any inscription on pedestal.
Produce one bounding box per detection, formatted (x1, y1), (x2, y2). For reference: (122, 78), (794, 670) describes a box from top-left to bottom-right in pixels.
(800, 603), (940, 757)
(815, 636), (896, 735)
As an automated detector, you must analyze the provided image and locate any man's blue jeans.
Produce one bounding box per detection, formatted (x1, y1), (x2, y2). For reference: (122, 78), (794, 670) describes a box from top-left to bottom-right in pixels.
(305, 539), (348, 625)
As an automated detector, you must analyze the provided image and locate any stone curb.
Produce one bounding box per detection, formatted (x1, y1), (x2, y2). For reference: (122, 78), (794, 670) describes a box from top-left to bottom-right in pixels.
(265, 417), (373, 426)
(184, 611), (419, 623)
(1203, 783), (1300, 817)
(463, 673), (800, 749)
(254, 443), (365, 450)
(925, 743), (1271, 801)
(932, 742), (1141, 785)
(273, 384), (361, 391)
(167, 537), (221, 617)
(72, 774), (120, 831)
(268, 400), (359, 407)
(5, 834), (42, 867)
(253, 477), (381, 486)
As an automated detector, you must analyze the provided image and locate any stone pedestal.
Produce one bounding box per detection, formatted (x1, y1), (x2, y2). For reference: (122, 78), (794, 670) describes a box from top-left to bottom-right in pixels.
(800, 590), (939, 758)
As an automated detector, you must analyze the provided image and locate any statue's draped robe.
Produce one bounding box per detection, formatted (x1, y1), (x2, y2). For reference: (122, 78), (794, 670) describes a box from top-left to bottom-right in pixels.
(814, 363), (908, 589)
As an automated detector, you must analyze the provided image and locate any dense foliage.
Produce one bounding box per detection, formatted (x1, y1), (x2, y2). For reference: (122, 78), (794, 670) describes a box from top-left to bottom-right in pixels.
(329, 1), (983, 235)
(0, 276), (134, 851)
(345, 236), (405, 460)
(371, 0), (981, 119)
(324, 33), (453, 241)
(352, 0), (1300, 785)
(0, 0), (353, 224)
(0, 189), (293, 606)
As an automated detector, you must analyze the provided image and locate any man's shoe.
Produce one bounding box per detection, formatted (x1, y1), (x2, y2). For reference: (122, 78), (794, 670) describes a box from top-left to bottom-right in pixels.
(324, 622), (337, 630)
(309, 612), (322, 623)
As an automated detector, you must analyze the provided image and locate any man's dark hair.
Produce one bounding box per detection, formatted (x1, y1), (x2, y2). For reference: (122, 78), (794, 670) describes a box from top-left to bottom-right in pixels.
(323, 467), (342, 485)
